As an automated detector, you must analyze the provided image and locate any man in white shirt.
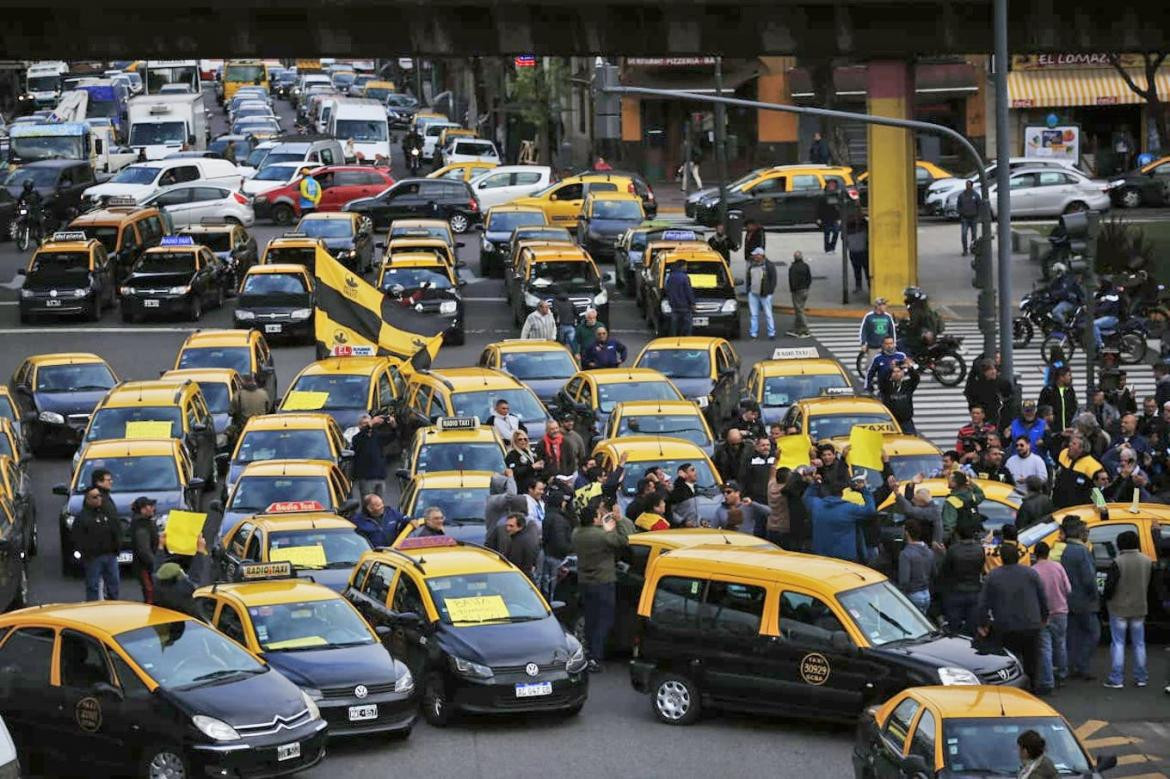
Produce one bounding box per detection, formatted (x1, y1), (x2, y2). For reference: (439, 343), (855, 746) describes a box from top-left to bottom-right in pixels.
(486, 398), (525, 442)
(1005, 436), (1049, 486)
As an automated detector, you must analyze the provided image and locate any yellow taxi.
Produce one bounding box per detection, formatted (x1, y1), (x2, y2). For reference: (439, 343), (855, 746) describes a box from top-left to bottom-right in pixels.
(779, 393), (900, 447)
(68, 204), (168, 281)
(0, 453), (34, 558)
(387, 218), (457, 252)
(640, 247), (740, 339)
(0, 386), (18, 437)
(476, 339), (578, 405)
(602, 400), (715, 455)
(259, 232), (333, 274)
(507, 238), (583, 280)
(398, 417), (505, 483)
(223, 58), (270, 100)
(360, 79), (396, 99)
(428, 160), (497, 182)
(160, 367), (244, 452)
(233, 262), (316, 343)
(219, 463), (356, 543)
(630, 547), (1024, 726)
(508, 172), (638, 229)
(554, 368), (684, 445)
(1112, 155), (1170, 208)
(0, 601), (328, 777)
(745, 353), (853, 427)
(227, 412), (350, 493)
(507, 243), (607, 326)
(174, 329), (277, 407)
(344, 537), (588, 725)
(280, 356), (407, 431)
(375, 251), (465, 344)
(384, 236), (458, 269)
(437, 127), (476, 150)
(410, 111), (447, 134)
(612, 222), (686, 291)
(478, 204), (550, 277)
(396, 470), (496, 543)
(880, 477), (1021, 531)
(193, 561), (417, 738)
(398, 367), (551, 443)
(0, 491), (24, 611)
(19, 233), (115, 322)
(692, 164), (857, 227)
(576, 190), (645, 260)
(0, 419), (22, 472)
(591, 436), (722, 524)
(633, 336), (741, 423)
(849, 434), (943, 489)
(632, 238), (715, 308)
(293, 212), (375, 274)
(8, 352), (118, 454)
(854, 686), (1112, 778)
(857, 159), (954, 208)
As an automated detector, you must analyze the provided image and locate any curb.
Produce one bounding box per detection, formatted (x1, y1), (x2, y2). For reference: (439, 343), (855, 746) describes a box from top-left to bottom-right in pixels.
(657, 206), (686, 214)
(773, 305), (866, 319)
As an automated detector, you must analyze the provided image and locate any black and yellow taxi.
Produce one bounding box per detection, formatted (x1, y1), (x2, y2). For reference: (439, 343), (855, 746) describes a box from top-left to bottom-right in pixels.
(879, 477), (1020, 533)
(295, 212), (375, 274)
(554, 368), (684, 447)
(344, 537), (588, 726)
(505, 227), (575, 277)
(174, 329), (278, 409)
(159, 367), (245, 454)
(592, 436), (723, 524)
(396, 470), (496, 543)
(219, 465), (358, 550)
(613, 222), (691, 293)
(629, 546), (1024, 726)
(632, 238), (711, 307)
(68, 204), (167, 282)
(506, 237), (579, 282)
(397, 367), (551, 445)
(476, 339), (579, 406)
(745, 352), (853, 426)
(55, 438), (204, 575)
(176, 219), (259, 289)
(398, 417), (506, 485)
(227, 412), (350, 493)
(853, 686), (1114, 779)
(602, 400), (716, 455)
(849, 435), (943, 490)
(383, 236), (458, 269)
(281, 355), (407, 432)
(692, 164), (857, 227)
(387, 218), (457, 253)
(641, 247), (741, 339)
(780, 392), (901, 447)
(9, 352), (118, 455)
(507, 243), (607, 327)
(118, 236), (231, 323)
(0, 454), (35, 560)
(428, 160), (497, 183)
(259, 232), (332, 274)
(477, 205), (548, 277)
(376, 250), (466, 345)
(18, 232), (117, 323)
(194, 561), (417, 738)
(0, 601), (327, 777)
(508, 172), (636, 229)
(576, 190), (645, 261)
(633, 337), (741, 425)
(233, 263), (316, 344)
(856, 159), (954, 209)
(0, 494), (27, 612)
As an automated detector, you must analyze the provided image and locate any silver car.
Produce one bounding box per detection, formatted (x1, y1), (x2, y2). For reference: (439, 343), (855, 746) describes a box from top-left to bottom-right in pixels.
(989, 167), (1112, 218)
(141, 182), (256, 227)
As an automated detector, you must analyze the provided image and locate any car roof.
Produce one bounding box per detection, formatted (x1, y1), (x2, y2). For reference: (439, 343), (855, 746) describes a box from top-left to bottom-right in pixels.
(296, 357), (390, 376)
(101, 380), (190, 407)
(237, 459), (337, 477)
(80, 438), (180, 459)
(487, 205), (546, 215)
(417, 425), (502, 445)
(639, 337), (724, 351)
(3, 601), (191, 637)
(657, 547), (885, 589)
(581, 368), (674, 385)
(161, 367), (240, 385)
(798, 395), (892, 414)
(594, 435), (709, 460)
(900, 478), (1021, 504)
(387, 543), (514, 577)
(241, 412), (337, 431)
(249, 512), (354, 531)
(611, 400), (705, 416)
(587, 190), (640, 201)
(26, 352), (107, 368)
(906, 686), (1059, 718)
(878, 435), (942, 457)
(489, 339), (573, 354)
(245, 263), (311, 276)
(408, 470), (496, 489)
(180, 329), (255, 348)
(631, 528), (774, 550)
(70, 207), (156, 226)
(426, 368), (523, 390)
(757, 358), (847, 377)
(298, 212), (357, 222)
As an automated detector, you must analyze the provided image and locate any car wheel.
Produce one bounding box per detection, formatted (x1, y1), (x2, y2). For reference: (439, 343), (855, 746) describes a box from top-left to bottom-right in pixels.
(9, 565), (27, 610)
(422, 672), (451, 727)
(1062, 200), (1088, 215)
(224, 216), (241, 225)
(449, 213), (470, 234)
(445, 328), (465, 346)
(188, 297), (202, 322)
(1118, 187), (1143, 209)
(652, 673), (700, 725)
(141, 746), (191, 779)
(271, 203), (295, 226)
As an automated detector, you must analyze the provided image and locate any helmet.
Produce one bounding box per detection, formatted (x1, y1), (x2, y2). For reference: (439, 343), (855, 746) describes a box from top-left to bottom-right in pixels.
(903, 286), (927, 306)
(1051, 262), (1067, 275)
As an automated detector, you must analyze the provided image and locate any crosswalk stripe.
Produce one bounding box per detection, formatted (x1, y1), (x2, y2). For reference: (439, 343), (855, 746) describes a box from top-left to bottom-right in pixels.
(809, 320), (1160, 449)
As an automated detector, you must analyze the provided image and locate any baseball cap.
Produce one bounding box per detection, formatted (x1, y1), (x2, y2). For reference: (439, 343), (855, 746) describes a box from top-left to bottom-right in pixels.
(1022, 399), (1037, 410)
(750, 247), (765, 256)
(722, 480), (741, 492)
(131, 496), (157, 512)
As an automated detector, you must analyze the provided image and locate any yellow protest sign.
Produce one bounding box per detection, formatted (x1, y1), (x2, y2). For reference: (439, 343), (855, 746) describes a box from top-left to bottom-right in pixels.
(281, 391), (329, 411)
(444, 595), (509, 623)
(848, 426), (885, 472)
(164, 510), (207, 556)
(269, 545), (327, 569)
(266, 636), (329, 650)
(777, 434), (812, 469)
(688, 273), (720, 289)
(124, 420), (174, 439)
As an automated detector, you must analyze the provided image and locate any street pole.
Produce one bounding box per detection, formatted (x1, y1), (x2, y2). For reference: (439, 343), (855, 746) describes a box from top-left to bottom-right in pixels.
(682, 119), (692, 194)
(713, 58), (730, 227)
(994, 0), (1015, 376)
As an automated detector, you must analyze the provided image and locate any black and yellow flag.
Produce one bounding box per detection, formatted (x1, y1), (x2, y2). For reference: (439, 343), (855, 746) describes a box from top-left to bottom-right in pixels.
(314, 251), (446, 370)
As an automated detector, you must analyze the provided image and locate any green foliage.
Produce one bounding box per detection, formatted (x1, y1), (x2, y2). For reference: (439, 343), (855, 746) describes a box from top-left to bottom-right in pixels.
(1095, 215), (1153, 274)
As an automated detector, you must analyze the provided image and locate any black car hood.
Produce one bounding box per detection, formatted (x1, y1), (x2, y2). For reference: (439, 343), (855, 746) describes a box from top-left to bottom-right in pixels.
(527, 280), (599, 296)
(869, 633), (1016, 677)
(320, 237), (356, 252)
(34, 389), (108, 416)
(238, 292), (312, 310)
(125, 271), (195, 289)
(298, 568), (353, 593)
(163, 668), (308, 728)
(437, 615), (569, 667)
(665, 377), (714, 399)
(262, 643), (397, 689)
(343, 197), (378, 211)
(485, 230), (512, 243)
(519, 378), (569, 404)
(24, 271), (91, 290)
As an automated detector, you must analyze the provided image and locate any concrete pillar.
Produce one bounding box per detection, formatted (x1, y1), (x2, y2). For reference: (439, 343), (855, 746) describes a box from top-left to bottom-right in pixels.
(865, 61), (917, 304)
(757, 56), (799, 165)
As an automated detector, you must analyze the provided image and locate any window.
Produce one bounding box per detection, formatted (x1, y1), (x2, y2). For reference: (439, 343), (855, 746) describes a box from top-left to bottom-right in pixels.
(0, 627), (54, 684)
(779, 591), (846, 646)
(363, 562), (396, 603)
(410, 385), (432, 415)
(190, 187), (227, 203)
(319, 148), (336, 165)
(750, 177), (783, 195)
(228, 523), (253, 557)
(1153, 162), (1170, 176)
(883, 698), (920, 751)
(60, 630), (112, 688)
(139, 216), (162, 243)
(377, 372), (394, 408)
(333, 170), (366, 187)
(1087, 523), (1139, 564)
(1037, 171), (1065, 187)
(392, 574), (426, 616)
(910, 709), (936, 766)
(244, 533), (261, 561)
(554, 184), (583, 201)
(216, 605), (248, 645)
(174, 166), (200, 184)
(478, 173), (512, 190)
(418, 181), (447, 198)
(915, 167), (931, 183)
(702, 580), (765, 637)
(154, 188), (192, 207)
(1010, 173), (1037, 189)
(650, 576), (706, 627)
(791, 174), (821, 190)
(110, 654), (151, 698)
(628, 544), (651, 576)
(352, 560), (373, 589)
(514, 172), (543, 186)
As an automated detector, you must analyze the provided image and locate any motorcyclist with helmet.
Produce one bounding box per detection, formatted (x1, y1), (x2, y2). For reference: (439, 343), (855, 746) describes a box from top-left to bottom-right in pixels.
(403, 127), (424, 173)
(17, 179), (45, 238)
(1044, 262), (1085, 328)
(900, 286), (945, 357)
(1092, 279), (1130, 350)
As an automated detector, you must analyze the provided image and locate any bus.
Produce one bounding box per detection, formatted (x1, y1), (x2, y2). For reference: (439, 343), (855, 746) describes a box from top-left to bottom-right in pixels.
(223, 59), (270, 101)
(143, 60), (202, 95)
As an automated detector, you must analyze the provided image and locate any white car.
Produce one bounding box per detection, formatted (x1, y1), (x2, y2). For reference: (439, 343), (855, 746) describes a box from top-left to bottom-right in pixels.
(241, 162), (305, 196)
(443, 138), (500, 166)
(468, 165), (554, 210)
(82, 158), (243, 207)
(421, 121), (462, 161)
(0, 716), (16, 778)
(989, 168), (1111, 218)
(141, 181), (255, 227)
(925, 157), (1083, 217)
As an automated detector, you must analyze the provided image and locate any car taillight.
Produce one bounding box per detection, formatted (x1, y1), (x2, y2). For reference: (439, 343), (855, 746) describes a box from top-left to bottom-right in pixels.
(627, 182), (635, 194)
(646, 185), (655, 201)
(847, 187), (859, 201)
(232, 191), (248, 205)
(469, 198), (478, 212)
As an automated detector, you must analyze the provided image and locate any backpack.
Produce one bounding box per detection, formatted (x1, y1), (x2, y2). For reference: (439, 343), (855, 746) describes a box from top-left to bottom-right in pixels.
(948, 494), (984, 536)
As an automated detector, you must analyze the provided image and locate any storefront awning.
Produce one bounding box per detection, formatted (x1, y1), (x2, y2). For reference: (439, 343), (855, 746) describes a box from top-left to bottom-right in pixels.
(1007, 68), (1170, 108)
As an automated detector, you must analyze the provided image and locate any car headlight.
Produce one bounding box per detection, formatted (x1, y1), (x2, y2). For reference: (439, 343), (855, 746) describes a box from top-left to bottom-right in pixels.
(565, 636), (587, 673)
(290, 308), (313, 320)
(593, 289), (608, 306)
(235, 309), (255, 320)
(438, 300), (457, 315)
(63, 513), (76, 529)
(167, 286), (190, 295)
(660, 300), (672, 314)
(694, 396), (709, 409)
(937, 667), (979, 686)
(215, 432), (228, 448)
(119, 286), (132, 296)
(481, 237), (493, 252)
(394, 667), (414, 693)
(19, 289), (32, 299)
(720, 299), (737, 313)
(1108, 179), (1125, 188)
(301, 689), (322, 719)
(523, 292), (542, 308)
(192, 714), (240, 741)
(73, 288), (89, 298)
(451, 655), (493, 679)
(39, 411), (65, 425)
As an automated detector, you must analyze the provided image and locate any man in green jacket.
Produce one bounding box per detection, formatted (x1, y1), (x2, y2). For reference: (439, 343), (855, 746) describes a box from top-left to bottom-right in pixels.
(574, 308), (604, 356)
(940, 471), (986, 540)
(571, 494), (630, 671)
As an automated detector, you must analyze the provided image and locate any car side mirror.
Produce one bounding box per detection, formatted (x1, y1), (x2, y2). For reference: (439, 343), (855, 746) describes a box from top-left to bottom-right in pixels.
(53, 483), (69, 496)
(1095, 754), (1117, 773)
(392, 611), (422, 629)
(188, 477), (206, 491)
(374, 624), (393, 639)
(92, 681), (124, 701)
(549, 600), (567, 612)
(395, 468), (410, 480)
(339, 498), (359, 515)
(899, 754), (930, 778)
(830, 630), (855, 655)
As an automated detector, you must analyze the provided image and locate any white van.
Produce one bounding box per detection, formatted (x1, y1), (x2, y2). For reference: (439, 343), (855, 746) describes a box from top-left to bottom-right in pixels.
(127, 93), (209, 160)
(469, 165), (555, 210)
(422, 121), (462, 162)
(82, 158), (243, 207)
(330, 99), (391, 162)
(444, 138), (500, 166)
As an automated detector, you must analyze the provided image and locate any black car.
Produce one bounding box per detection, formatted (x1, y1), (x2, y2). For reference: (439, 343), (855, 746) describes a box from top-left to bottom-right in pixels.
(0, 494), (27, 611)
(18, 235), (117, 323)
(295, 214), (375, 274)
(377, 260), (466, 345)
(9, 356), (117, 454)
(385, 93), (420, 129)
(1109, 157), (1170, 208)
(478, 208), (552, 277)
(119, 237), (231, 322)
(177, 221), (259, 292)
(234, 267), (316, 344)
(641, 253), (741, 339)
(507, 250), (608, 327)
(576, 195), (646, 261)
(3, 159), (95, 227)
(344, 177), (481, 234)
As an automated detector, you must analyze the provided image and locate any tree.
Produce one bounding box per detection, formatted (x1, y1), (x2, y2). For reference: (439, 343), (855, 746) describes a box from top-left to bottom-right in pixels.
(1108, 53), (1168, 154)
(803, 59), (852, 165)
(510, 58), (570, 165)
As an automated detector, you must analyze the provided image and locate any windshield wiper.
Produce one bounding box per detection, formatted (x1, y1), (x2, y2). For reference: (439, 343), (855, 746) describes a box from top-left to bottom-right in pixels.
(867, 604), (912, 637)
(188, 668), (262, 684)
(323, 560), (357, 569)
(506, 615), (546, 622)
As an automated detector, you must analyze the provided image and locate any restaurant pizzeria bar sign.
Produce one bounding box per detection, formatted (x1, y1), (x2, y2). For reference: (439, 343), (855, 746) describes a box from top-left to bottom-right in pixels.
(1012, 53), (1145, 69)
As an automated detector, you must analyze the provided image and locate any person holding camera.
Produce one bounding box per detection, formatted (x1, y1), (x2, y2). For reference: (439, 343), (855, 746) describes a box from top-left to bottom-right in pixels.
(351, 413), (395, 499)
(954, 405), (997, 456)
(964, 359), (1015, 429)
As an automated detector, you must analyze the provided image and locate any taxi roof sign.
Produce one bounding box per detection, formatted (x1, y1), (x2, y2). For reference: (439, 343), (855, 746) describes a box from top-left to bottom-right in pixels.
(281, 232), (308, 238)
(661, 229), (697, 241)
(771, 347), (820, 360)
(103, 196), (140, 208)
(264, 500), (326, 514)
(330, 345), (376, 357)
(49, 231), (89, 242)
(437, 416), (478, 430)
(819, 386), (855, 396)
(160, 235), (196, 246)
(235, 560), (296, 581)
(398, 535), (459, 550)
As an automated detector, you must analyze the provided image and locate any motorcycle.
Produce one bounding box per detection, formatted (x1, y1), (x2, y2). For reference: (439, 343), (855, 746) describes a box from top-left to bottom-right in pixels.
(407, 146), (421, 174)
(10, 202), (42, 252)
(1040, 305), (1149, 365)
(910, 333), (968, 387)
(1012, 289), (1061, 348)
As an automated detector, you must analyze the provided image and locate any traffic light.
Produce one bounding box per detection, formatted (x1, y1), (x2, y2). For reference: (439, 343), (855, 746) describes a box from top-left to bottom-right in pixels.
(971, 234), (990, 288)
(1058, 210), (1100, 272)
(592, 63), (620, 140)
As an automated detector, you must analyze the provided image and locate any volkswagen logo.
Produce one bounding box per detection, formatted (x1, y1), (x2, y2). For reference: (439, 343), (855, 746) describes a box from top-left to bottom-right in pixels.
(524, 663), (539, 677)
(354, 685), (368, 699)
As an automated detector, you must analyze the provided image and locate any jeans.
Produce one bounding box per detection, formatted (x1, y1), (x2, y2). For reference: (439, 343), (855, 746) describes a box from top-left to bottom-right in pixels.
(790, 290), (809, 334)
(669, 311), (693, 337)
(943, 591), (979, 636)
(960, 217), (977, 253)
(1066, 611), (1101, 676)
(83, 555), (120, 602)
(849, 251), (869, 289)
(822, 220), (840, 252)
(1108, 615), (1148, 685)
(1093, 315), (1118, 349)
(748, 292), (775, 337)
(1001, 629), (1042, 688)
(558, 324), (576, 349)
(580, 581), (616, 661)
(355, 479), (386, 500)
(1052, 300), (1076, 327)
(1037, 612), (1068, 690)
(137, 569), (154, 604)
(541, 555), (564, 600)
(906, 589), (931, 614)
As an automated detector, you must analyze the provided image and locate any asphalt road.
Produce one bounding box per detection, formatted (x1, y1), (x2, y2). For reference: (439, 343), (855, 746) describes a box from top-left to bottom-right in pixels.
(4, 87), (1168, 779)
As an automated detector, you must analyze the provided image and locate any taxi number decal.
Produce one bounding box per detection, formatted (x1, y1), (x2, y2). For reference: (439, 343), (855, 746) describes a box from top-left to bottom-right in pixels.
(124, 420), (174, 438)
(76, 696), (102, 732)
(799, 652), (830, 686)
(445, 595), (509, 623)
(688, 273), (720, 289)
(270, 545), (327, 568)
(282, 390), (330, 411)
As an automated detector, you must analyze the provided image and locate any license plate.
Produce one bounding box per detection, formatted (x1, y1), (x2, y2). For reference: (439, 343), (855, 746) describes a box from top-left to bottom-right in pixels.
(515, 681), (553, 698)
(348, 704), (378, 721)
(144, 299), (159, 308)
(45, 299), (61, 307)
(116, 551), (133, 564)
(264, 324), (282, 333)
(276, 742), (300, 762)
(693, 316), (709, 326)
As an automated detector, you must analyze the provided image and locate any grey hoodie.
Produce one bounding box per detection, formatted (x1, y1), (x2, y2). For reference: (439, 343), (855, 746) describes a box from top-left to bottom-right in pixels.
(484, 473), (527, 541)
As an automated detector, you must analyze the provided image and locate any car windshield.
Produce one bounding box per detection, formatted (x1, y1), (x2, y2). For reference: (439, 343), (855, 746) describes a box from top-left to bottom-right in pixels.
(487, 211), (546, 232)
(298, 219), (353, 239)
(86, 407), (181, 442)
(129, 122), (187, 146)
(261, 153), (305, 166)
(234, 120), (279, 135)
(683, 263), (731, 289)
(209, 139), (252, 157)
(243, 273), (308, 295)
(27, 75), (61, 92)
(334, 119), (387, 142)
(229, 476), (332, 512)
(618, 458), (718, 496)
(530, 261), (598, 286)
(133, 251), (196, 274)
(1019, 520), (1061, 548)
(636, 349), (710, 379)
(268, 528), (370, 569)
(426, 571), (549, 624)
(5, 167), (58, 187)
(513, 227), (570, 243)
(254, 165), (300, 182)
(379, 267), (453, 290)
(236, 107), (273, 120)
(364, 88), (391, 101)
(36, 363), (115, 392)
(596, 381), (682, 413)
(245, 148), (272, 167)
(287, 374), (369, 409)
(416, 443), (504, 473)
(617, 414), (710, 447)
(412, 487), (490, 520)
(77, 455), (180, 492)
(762, 374), (849, 407)
(942, 718), (1091, 776)
(186, 232), (232, 252)
(390, 226), (450, 242)
(450, 389), (546, 423)
(196, 382), (230, 414)
(117, 621), (266, 690)
(178, 347), (251, 375)
(387, 94), (417, 108)
(226, 65), (266, 82)
(78, 226), (119, 253)
(855, 454), (943, 490)
(111, 166), (161, 185)
(499, 351), (576, 381)
(836, 581), (933, 646)
(28, 251), (90, 276)
(592, 200), (642, 219)
(807, 413), (896, 441)
(248, 598), (374, 651)
(263, 246), (317, 270)
(0, 396), (15, 423)
(236, 429), (333, 463)
(332, 73), (356, 86)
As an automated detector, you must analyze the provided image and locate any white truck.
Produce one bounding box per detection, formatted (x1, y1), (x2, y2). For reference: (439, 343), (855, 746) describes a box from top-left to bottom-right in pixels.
(22, 61), (68, 109)
(127, 93), (208, 160)
(7, 122), (136, 174)
(329, 98), (391, 162)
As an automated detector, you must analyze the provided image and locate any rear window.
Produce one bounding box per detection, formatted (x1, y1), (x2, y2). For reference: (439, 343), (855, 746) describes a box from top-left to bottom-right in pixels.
(454, 141), (496, 156)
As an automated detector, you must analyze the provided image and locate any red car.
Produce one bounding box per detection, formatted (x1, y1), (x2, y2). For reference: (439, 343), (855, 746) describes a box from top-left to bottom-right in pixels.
(253, 165), (395, 225)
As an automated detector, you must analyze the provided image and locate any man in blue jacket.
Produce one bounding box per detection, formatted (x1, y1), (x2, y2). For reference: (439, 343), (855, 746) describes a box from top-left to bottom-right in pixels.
(349, 493), (408, 548)
(1059, 515), (1100, 679)
(581, 326), (628, 369)
(802, 472), (876, 563)
(664, 260), (695, 336)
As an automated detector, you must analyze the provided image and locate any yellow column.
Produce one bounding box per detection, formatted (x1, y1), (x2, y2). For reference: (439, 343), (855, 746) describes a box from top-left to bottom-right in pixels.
(866, 62), (917, 303)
